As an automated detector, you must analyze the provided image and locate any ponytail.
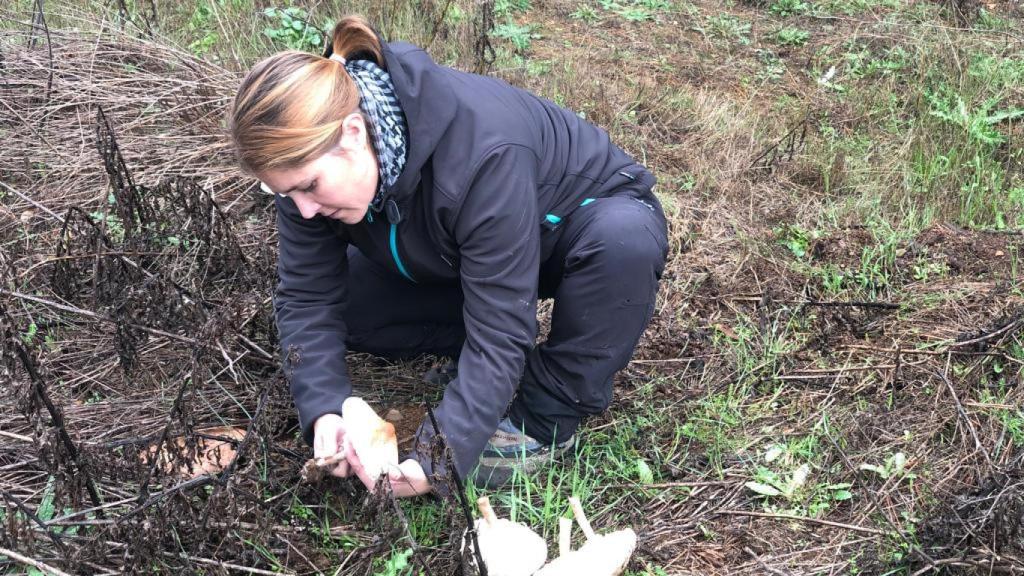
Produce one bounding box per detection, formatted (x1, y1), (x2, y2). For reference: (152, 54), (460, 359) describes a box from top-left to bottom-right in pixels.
(325, 15), (383, 66)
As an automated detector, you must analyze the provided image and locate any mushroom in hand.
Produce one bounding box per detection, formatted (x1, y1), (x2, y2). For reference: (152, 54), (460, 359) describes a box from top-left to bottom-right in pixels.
(342, 397), (398, 480)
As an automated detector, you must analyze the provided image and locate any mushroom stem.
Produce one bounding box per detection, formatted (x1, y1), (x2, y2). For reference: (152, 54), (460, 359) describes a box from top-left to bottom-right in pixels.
(313, 448), (347, 469)
(568, 497), (595, 540)
(477, 496), (497, 527)
(558, 517), (572, 557)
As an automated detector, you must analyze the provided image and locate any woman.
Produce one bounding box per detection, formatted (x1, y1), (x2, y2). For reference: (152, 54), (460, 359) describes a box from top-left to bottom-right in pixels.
(229, 16), (668, 497)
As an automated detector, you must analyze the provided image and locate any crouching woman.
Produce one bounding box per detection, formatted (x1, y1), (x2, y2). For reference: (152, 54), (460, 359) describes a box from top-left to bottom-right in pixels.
(228, 16), (668, 496)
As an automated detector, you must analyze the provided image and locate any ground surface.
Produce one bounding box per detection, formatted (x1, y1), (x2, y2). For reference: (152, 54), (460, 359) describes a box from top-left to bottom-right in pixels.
(1, 0), (1023, 574)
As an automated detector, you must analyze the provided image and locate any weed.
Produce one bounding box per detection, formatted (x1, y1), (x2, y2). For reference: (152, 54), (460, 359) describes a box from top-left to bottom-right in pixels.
(262, 7), (325, 52)
(493, 22), (539, 52)
(744, 441), (854, 516)
(818, 0), (899, 14)
(186, 0), (221, 56)
(927, 91), (1024, 147)
(770, 0), (811, 16)
(776, 27), (810, 46)
(592, 0), (673, 22)
(859, 451), (916, 482)
(20, 322), (38, 344)
(755, 49), (787, 82)
(373, 547), (414, 576)
(910, 258), (947, 282)
(570, 4), (601, 23)
(495, 0), (531, 18)
(705, 14), (752, 46)
(774, 224), (817, 259)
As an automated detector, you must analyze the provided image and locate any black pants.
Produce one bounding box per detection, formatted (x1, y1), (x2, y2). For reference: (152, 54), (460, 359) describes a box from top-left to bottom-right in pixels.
(344, 191), (668, 444)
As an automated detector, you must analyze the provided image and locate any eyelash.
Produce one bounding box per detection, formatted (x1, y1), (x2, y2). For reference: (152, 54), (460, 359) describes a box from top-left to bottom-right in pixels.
(301, 180), (317, 193)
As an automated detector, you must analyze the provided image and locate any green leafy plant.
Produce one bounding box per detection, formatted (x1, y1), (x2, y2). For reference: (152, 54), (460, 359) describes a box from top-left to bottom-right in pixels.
(571, 4), (601, 22)
(495, 0), (531, 17)
(705, 14), (752, 45)
(263, 7), (324, 52)
(776, 27), (810, 46)
(374, 548), (414, 576)
(745, 442), (854, 516)
(774, 224), (817, 259)
(21, 322), (38, 345)
(186, 0), (221, 56)
(770, 0), (811, 16)
(927, 91), (1024, 147)
(859, 451), (916, 481)
(493, 22), (539, 52)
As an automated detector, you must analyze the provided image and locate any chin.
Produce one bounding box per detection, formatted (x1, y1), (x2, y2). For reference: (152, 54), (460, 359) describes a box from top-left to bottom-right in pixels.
(338, 212), (365, 225)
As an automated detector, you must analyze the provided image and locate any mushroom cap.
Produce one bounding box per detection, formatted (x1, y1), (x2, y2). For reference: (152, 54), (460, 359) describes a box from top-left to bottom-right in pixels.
(473, 517), (548, 576)
(342, 397), (398, 479)
(534, 528), (637, 576)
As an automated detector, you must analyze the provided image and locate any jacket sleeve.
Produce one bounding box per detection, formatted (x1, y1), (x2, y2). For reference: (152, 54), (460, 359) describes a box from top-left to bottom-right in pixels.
(414, 145), (540, 481)
(274, 195), (352, 446)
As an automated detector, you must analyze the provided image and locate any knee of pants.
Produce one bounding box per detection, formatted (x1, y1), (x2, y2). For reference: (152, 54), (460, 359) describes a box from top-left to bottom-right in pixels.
(583, 198), (668, 277)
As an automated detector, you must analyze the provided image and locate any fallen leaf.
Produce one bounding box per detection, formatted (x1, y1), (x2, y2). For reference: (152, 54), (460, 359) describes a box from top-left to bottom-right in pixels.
(142, 426), (247, 479)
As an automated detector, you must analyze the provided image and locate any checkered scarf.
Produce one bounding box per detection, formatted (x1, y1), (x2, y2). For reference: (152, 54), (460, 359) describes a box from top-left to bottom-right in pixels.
(345, 59), (408, 212)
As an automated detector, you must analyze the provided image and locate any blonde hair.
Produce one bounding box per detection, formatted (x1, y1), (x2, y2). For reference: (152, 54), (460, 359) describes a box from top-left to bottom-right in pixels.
(228, 15), (383, 174)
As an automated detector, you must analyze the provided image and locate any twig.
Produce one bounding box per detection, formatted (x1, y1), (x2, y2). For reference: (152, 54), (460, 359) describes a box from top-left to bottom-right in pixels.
(0, 181), (65, 221)
(937, 367), (993, 470)
(0, 489), (68, 555)
(0, 289), (274, 366)
(716, 509), (886, 535)
(802, 300), (900, 309)
(385, 482), (433, 576)
(423, 403), (487, 576)
(135, 368), (194, 504)
(743, 547), (792, 576)
(950, 316), (1023, 348)
(9, 333), (105, 516)
(199, 381), (271, 530)
(0, 429), (33, 442)
(0, 547), (72, 576)
(161, 552), (295, 575)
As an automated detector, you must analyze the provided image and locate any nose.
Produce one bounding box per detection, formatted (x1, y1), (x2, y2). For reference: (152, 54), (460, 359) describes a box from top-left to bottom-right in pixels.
(291, 194), (321, 220)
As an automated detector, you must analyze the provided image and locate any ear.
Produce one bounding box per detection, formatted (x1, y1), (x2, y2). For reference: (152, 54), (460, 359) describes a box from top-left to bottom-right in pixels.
(337, 112), (369, 154)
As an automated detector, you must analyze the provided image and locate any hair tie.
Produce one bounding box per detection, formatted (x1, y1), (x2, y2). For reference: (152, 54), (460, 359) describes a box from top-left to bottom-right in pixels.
(329, 53), (346, 65)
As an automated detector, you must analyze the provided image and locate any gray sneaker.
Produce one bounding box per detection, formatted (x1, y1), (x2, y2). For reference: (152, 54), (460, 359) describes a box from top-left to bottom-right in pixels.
(473, 418), (575, 489)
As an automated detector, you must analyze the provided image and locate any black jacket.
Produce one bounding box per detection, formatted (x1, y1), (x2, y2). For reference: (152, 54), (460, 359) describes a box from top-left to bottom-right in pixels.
(275, 42), (656, 479)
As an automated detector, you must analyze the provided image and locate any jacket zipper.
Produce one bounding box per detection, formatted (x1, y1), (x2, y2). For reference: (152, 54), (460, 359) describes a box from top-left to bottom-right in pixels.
(389, 222), (416, 282)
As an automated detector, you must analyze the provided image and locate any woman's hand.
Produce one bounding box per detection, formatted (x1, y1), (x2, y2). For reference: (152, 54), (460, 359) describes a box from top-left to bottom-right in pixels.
(313, 413), (351, 478)
(347, 444), (432, 497)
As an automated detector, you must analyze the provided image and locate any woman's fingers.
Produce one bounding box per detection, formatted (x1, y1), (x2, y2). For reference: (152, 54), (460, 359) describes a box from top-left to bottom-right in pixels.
(389, 459), (431, 497)
(313, 413), (349, 478)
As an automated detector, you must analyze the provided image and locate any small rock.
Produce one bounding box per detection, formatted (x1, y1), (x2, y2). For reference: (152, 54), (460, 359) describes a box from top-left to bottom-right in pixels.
(385, 408), (403, 423)
(995, 250), (1004, 257)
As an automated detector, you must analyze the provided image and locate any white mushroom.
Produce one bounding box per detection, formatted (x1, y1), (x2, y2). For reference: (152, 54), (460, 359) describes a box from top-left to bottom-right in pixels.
(470, 496), (548, 576)
(342, 397), (398, 479)
(534, 497), (637, 576)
